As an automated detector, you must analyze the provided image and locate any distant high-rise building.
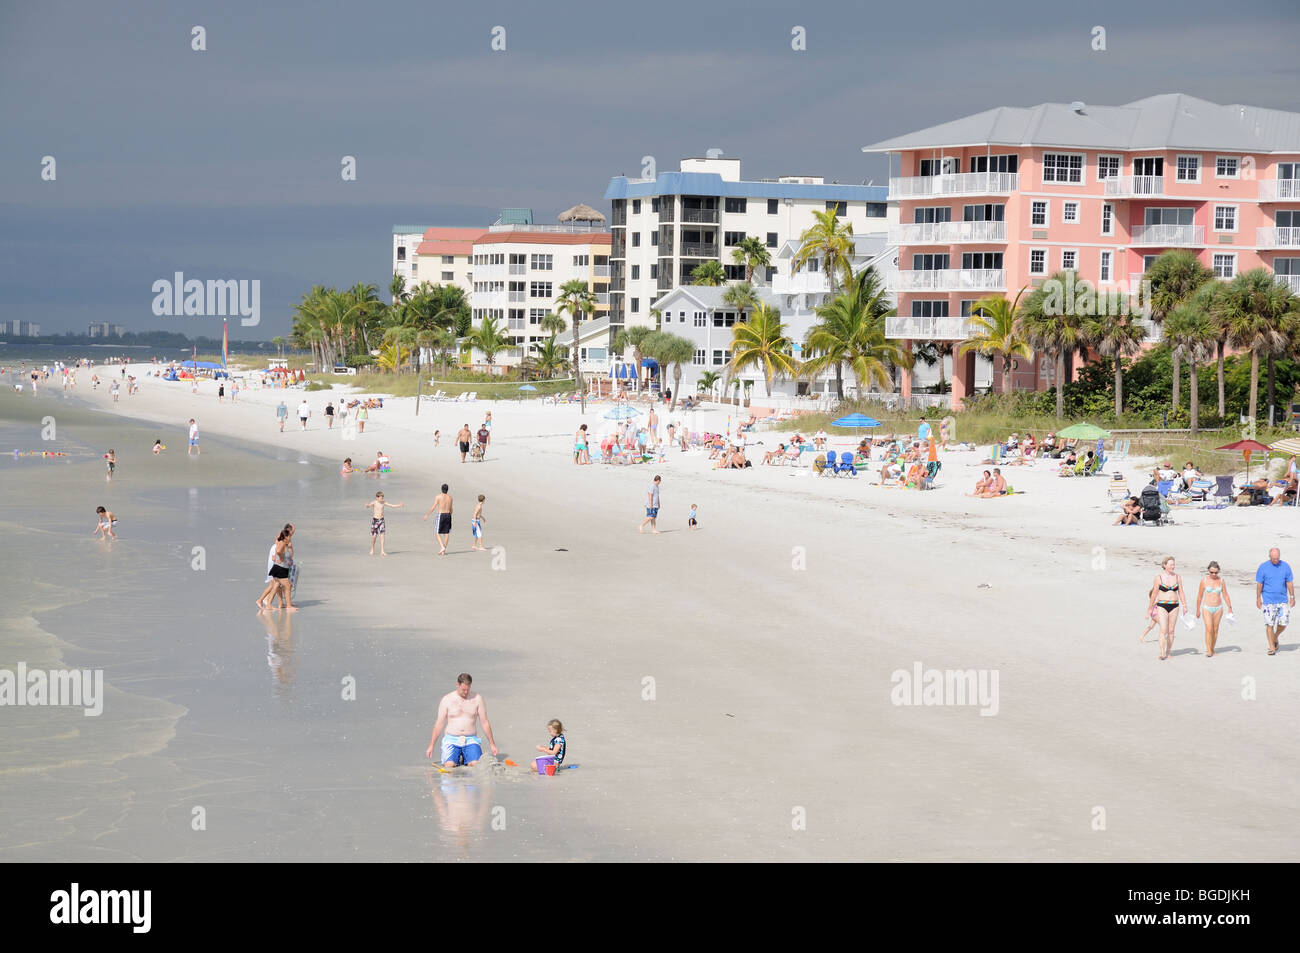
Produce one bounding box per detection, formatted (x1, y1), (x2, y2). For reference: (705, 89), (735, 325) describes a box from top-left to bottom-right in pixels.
(3, 320), (40, 336)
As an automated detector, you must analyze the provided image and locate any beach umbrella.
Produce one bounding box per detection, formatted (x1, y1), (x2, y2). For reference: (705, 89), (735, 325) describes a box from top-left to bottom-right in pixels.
(831, 412), (881, 433)
(604, 405), (640, 421)
(558, 203), (607, 225)
(1216, 439), (1271, 481)
(519, 384), (538, 391)
(1056, 422), (1111, 440)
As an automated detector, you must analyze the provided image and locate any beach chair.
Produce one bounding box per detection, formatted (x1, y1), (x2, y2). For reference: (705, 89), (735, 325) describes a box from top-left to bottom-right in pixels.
(1214, 475), (1235, 501)
(1156, 479), (1175, 497)
(812, 453), (828, 475)
(1107, 473), (1129, 505)
(823, 450), (839, 476)
(835, 453), (857, 477)
(1085, 453), (1106, 476)
(466, 392), (478, 401)
(452, 392), (467, 403)
(1188, 478), (1214, 502)
(780, 446), (801, 466)
(922, 460), (941, 489)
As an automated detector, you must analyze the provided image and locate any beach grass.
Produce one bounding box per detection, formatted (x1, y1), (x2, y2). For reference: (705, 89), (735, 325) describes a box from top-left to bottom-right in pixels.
(304, 372), (574, 400)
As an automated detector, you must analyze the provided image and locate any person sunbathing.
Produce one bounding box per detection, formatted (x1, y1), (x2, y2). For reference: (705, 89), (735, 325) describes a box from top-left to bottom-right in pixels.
(905, 461), (926, 487)
(1114, 496), (1141, 525)
(1021, 434), (1036, 458)
(967, 470), (993, 497)
(1058, 451), (1078, 474)
(987, 469), (1008, 496)
(762, 443), (787, 465)
(1273, 475), (1299, 506)
(880, 458), (902, 485)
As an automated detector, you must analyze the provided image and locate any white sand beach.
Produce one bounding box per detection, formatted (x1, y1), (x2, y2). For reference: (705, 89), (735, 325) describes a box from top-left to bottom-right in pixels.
(12, 364), (1300, 860)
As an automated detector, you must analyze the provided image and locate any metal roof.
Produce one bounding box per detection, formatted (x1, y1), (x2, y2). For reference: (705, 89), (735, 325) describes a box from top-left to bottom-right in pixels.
(862, 94), (1300, 155)
(650, 285), (783, 313)
(553, 316), (610, 347)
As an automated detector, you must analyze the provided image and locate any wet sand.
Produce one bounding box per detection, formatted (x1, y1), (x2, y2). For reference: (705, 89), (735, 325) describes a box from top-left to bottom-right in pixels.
(2, 374), (1299, 861)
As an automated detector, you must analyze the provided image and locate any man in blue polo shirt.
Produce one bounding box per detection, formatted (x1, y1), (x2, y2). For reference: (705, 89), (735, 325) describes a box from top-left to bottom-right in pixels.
(1255, 547), (1295, 655)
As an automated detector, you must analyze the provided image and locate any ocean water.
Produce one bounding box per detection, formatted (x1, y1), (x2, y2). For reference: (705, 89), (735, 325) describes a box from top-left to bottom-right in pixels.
(0, 390), (652, 862)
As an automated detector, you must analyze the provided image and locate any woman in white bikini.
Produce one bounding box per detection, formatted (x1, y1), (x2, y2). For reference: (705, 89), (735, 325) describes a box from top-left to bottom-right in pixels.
(1195, 561), (1233, 658)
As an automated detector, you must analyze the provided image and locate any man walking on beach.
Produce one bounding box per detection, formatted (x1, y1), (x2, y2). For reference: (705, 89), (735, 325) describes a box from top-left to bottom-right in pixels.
(325, 401), (335, 429)
(425, 673), (499, 767)
(277, 399), (288, 432)
(457, 424), (472, 463)
(648, 405), (658, 439)
(424, 484), (454, 555)
(639, 475), (662, 534)
(1256, 547), (1295, 655)
(298, 399), (311, 431)
(188, 418), (200, 456)
(476, 422), (490, 461)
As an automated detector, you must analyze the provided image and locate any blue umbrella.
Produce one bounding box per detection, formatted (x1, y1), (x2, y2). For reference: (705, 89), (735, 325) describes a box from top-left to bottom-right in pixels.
(519, 384), (538, 391)
(604, 405), (640, 421)
(832, 413), (881, 430)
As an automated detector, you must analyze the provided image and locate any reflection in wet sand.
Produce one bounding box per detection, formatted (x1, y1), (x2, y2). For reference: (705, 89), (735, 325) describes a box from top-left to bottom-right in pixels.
(426, 766), (494, 855)
(260, 611), (295, 695)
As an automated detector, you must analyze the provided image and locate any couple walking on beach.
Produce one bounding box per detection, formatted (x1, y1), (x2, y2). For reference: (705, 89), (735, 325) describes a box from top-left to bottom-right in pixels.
(1145, 548), (1294, 659)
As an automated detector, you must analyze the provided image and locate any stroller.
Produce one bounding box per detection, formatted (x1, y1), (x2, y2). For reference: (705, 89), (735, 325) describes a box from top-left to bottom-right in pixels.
(470, 440), (485, 462)
(1140, 484), (1171, 525)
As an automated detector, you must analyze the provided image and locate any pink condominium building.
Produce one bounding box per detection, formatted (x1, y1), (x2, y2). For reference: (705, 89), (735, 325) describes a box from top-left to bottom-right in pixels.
(863, 94), (1300, 408)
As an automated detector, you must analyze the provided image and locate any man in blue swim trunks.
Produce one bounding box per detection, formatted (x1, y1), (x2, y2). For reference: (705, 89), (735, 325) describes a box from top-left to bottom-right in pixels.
(426, 673), (499, 768)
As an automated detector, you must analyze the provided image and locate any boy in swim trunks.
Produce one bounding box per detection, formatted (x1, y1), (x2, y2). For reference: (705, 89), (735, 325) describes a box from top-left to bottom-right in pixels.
(471, 495), (485, 551)
(94, 506), (117, 539)
(365, 491), (404, 556)
(105, 449), (116, 478)
(424, 484), (453, 555)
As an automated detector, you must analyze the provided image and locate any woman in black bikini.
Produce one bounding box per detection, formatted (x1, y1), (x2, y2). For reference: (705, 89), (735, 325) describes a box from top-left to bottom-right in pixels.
(1146, 556), (1187, 661)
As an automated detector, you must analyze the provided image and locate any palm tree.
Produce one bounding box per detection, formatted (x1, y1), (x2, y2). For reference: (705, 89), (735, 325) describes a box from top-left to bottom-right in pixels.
(690, 260), (726, 286)
(539, 312), (567, 338)
(1189, 282), (1229, 419)
(614, 325), (655, 395)
(348, 282), (383, 352)
(959, 289), (1032, 396)
(1082, 310), (1146, 418)
(429, 327), (457, 377)
(791, 209), (854, 297)
(731, 236), (772, 284)
(271, 336), (286, 358)
(696, 370), (721, 396)
(1021, 273), (1088, 419)
(803, 267), (897, 400)
(1144, 250), (1214, 413)
(1217, 268), (1300, 424)
(1162, 303), (1218, 434)
(466, 315), (509, 367)
(528, 337), (569, 379)
(653, 334), (696, 412)
(720, 283), (760, 403)
(728, 304), (799, 398)
(554, 279), (595, 412)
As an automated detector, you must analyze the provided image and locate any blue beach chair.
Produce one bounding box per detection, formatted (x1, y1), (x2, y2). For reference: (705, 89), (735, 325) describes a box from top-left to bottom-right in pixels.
(823, 450), (838, 476)
(836, 453), (857, 476)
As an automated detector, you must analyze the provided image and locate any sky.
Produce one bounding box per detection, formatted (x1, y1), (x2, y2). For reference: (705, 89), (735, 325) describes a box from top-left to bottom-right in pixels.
(2, 0), (1298, 338)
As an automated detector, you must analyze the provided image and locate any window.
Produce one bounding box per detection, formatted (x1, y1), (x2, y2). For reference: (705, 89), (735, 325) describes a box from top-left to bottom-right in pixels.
(632, 199), (641, 214)
(632, 233), (641, 247)
(910, 300), (949, 318)
(724, 231), (746, 246)
(865, 203), (886, 217)
(650, 231), (658, 246)
(1275, 258), (1300, 276)
(1214, 205), (1237, 232)
(530, 254), (552, 270)
(962, 252), (1002, 270)
(724, 198), (747, 213)
(694, 312), (706, 327)
(1176, 155), (1200, 183)
(806, 258), (820, 272)
(396, 246), (406, 261)
(962, 204), (1004, 222)
(631, 265), (640, 280)
(631, 298), (639, 313)
(825, 200), (848, 215)
(1062, 201), (1079, 224)
(1144, 207), (1194, 226)
(1099, 250), (1112, 282)
(1031, 201), (1048, 226)
(723, 264), (746, 280)
(1101, 203), (1114, 236)
(1097, 155), (1121, 180)
(650, 264), (658, 279)
(1216, 157), (1240, 179)
(410, 261), (417, 274)
(711, 349), (731, 366)
(440, 255), (454, 265)
(768, 199), (778, 214)
(914, 206), (952, 224)
(693, 349), (706, 366)
(1061, 250), (1077, 271)
(442, 271), (454, 281)
(1029, 249), (1047, 275)
(573, 254), (588, 266)
(919, 157), (957, 176)
(766, 232), (778, 247)
(529, 281), (552, 298)
(911, 253), (949, 270)
(1213, 254), (1236, 278)
(507, 309), (526, 330)
(1042, 152), (1084, 184)
(651, 197), (660, 213)
(529, 308), (549, 324)
(968, 154), (1018, 174)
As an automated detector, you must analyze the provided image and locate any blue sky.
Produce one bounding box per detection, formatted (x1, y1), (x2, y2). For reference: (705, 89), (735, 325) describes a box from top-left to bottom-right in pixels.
(2, 0), (1298, 337)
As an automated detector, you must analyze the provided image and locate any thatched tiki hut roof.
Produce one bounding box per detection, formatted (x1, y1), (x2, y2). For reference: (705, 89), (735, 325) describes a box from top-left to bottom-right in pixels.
(558, 203), (606, 224)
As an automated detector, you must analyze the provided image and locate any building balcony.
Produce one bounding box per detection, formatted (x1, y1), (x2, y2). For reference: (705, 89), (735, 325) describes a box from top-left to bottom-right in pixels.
(889, 221), (1007, 245)
(1130, 224), (1205, 246)
(594, 293), (610, 305)
(1103, 175), (1164, 197)
(507, 292), (526, 303)
(680, 243), (719, 258)
(508, 264), (526, 275)
(1258, 227), (1300, 248)
(891, 269), (1005, 292)
(884, 316), (971, 341)
(1258, 180), (1300, 202)
(1276, 274), (1300, 294)
(771, 271), (830, 295)
(593, 265), (610, 277)
(680, 208), (719, 224)
(888, 172), (1018, 199)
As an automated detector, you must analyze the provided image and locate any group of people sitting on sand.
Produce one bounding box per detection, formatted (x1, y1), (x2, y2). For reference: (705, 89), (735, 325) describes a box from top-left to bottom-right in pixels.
(967, 468), (1010, 498)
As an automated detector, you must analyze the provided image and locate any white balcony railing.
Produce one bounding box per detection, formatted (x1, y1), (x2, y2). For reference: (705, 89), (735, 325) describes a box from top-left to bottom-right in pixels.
(1259, 180), (1300, 202)
(592, 265), (610, 277)
(1130, 224), (1205, 246)
(1276, 274), (1300, 294)
(890, 269), (1005, 292)
(508, 264), (526, 275)
(889, 221), (1007, 245)
(487, 223), (605, 233)
(888, 172), (1018, 199)
(594, 293), (610, 305)
(507, 292), (526, 303)
(1104, 175), (1164, 197)
(771, 271), (831, 295)
(884, 316), (971, 341)
(1258, 227), (1300, 247)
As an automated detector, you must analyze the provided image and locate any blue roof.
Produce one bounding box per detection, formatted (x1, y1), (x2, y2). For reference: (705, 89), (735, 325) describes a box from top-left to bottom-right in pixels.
(604, 172), (888, 202)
